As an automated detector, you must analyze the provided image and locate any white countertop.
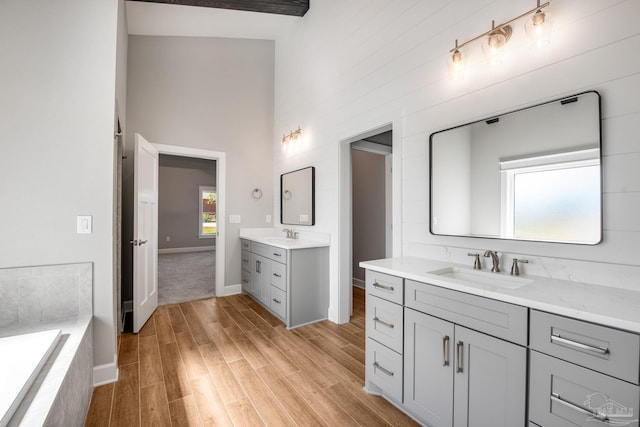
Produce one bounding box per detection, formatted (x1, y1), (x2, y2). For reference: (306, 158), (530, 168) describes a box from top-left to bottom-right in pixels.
(360, 257), (640, 334)
(239, 228), (330, 250)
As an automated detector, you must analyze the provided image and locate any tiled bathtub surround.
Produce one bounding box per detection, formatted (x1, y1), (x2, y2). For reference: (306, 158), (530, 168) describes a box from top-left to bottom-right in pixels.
(0, 263), (93, 426)
(0, 263), (92, 330)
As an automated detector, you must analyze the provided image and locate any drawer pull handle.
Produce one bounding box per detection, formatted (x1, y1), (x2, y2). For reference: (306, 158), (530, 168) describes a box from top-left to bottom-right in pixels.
(273, 252), (282, 257)
(442, 335), (450, 366)
(273, 273), (282, 278)
(373, 362), (394, 377)
(272, 298), (281, 304)
(551, 392), (609, 422)
(551, 333), (609, 355)
(456, 341), (464, 373)
(256, 260), (261, 273)
(372, 282), (394, 291)
(373, 317), (394, 329)
(242, 279), (248, 284)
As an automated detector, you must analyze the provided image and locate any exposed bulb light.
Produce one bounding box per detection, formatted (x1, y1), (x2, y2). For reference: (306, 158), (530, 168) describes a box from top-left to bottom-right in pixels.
(525, 1), (553, 48)
(449, 39), (465, 78)
(448, 1), (551, 73)
(282, 126), (302, 144)
(482, 21), (512, 64)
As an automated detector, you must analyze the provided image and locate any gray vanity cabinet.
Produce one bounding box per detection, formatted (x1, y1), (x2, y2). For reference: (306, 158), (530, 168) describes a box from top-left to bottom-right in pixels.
(240, 238), (328, 329)
(404, 308), (526, 427)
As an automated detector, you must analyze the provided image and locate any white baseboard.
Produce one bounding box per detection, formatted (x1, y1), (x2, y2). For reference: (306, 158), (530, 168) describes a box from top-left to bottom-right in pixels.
(353, 278), (365, 288)
(158, 246), (215, 254)
(93, 354), (119, 386)
(224, 284), (242, 296)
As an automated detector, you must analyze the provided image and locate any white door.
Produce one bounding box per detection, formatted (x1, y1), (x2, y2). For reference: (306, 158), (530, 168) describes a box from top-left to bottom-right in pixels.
(133, 133), (159, 333)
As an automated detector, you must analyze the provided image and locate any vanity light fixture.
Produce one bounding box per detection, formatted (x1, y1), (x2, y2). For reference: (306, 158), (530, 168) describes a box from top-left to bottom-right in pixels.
(282, 126), (302, 144)
(449, 1), (551, 70)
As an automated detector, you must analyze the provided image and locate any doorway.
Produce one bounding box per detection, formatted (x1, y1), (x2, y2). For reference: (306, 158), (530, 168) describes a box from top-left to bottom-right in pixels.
(351, 133), (392, 289)
(339, 122), (401, 323)
(157, 154), (217, 305)
(121, 142), (226, 332)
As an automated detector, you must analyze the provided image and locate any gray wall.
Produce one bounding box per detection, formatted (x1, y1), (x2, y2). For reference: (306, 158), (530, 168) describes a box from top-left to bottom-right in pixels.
(158, 154), (216, 250)
(125, 35), (275, 293)
(0, 0), (119, 369)
(352, 149), (386, 283)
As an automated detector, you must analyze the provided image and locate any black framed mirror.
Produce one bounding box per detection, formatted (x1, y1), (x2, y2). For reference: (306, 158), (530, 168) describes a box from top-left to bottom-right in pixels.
(430, 91), (602, 245)
(281, 166), (315, 226)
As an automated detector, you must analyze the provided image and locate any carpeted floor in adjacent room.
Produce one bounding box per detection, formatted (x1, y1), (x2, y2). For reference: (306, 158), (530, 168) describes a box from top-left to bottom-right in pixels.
(158, 250), (215, 305)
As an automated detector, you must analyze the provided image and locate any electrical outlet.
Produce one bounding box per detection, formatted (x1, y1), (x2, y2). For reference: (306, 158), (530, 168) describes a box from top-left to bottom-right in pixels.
(266, 214), (272, 223)
(166, 236), (171, 242)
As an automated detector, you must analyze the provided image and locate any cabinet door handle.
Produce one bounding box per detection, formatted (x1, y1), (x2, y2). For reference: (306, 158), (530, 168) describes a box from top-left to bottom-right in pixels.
(372, 282), (394, 291)
(551, 333), (609, 355)
(273, 273), (282, 278)
(456, 341), (464, 373)
(442, 335), (450, 366)
(551, 392), (609, 422)
(273, 252), (282, 257)
(373, 361), (394, 377)
(256, 260), (261, 273)
(272, 298), (281, 304)
(373, 317), (394, 329)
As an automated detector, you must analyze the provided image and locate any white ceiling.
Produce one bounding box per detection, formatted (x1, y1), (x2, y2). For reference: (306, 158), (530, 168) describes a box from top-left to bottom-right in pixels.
(126, 1), (302, 39)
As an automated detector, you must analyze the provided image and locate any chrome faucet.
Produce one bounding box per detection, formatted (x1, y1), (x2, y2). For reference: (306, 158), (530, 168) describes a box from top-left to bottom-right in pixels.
(483, 250), (500, 272)
(282, 228), (298, 239)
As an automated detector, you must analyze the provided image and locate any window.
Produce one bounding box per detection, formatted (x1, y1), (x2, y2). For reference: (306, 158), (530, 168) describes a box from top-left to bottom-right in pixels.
(199, 186), (216, 238)
(500, 149), (600, 243)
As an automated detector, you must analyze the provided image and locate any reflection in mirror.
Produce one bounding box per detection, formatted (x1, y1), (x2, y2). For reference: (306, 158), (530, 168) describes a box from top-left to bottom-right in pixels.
(430, 91), (601, 244)
(281, 166), (315, 226)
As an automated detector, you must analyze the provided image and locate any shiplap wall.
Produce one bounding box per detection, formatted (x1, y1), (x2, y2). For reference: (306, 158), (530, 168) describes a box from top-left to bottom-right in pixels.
(273, 0), (640, 323)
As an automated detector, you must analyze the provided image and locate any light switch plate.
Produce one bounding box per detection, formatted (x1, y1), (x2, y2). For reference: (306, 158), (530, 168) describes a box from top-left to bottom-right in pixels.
(266, 214), (272, 223)
(229, 215), (241, 224)
(77, 215), (92, 234)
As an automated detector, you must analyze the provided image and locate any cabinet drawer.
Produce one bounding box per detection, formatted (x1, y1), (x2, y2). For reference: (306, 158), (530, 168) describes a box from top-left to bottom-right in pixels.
(270, 285), (286, 319)
(271, 261), (286, 291)
(241, 270), (251, 292)
(405, 280), (528, 345)
(366, 270), (403, 305)
(530, 310), (640, 384)
(241, 250), (251, 272)
(529, 351), (639, 427)
(366, 338), (402, 403)
(253, 242), (288, 263)
(366, 295), (403, 353)
(241, 239), (251, 251)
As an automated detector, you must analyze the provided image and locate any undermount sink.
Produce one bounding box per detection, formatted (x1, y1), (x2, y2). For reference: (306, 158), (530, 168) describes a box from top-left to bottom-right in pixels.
(428, 267), (533, 289)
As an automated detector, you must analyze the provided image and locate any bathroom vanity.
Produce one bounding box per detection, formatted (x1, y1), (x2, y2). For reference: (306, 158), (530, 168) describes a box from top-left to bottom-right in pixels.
(240, 233), (329, 329)
(362, 257), (640, 427)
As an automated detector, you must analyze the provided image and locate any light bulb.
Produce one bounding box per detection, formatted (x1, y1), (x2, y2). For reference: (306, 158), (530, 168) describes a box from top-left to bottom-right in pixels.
(525, 8), (553, 49)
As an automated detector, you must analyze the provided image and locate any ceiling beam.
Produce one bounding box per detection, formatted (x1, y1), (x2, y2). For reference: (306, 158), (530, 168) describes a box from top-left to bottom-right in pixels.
(130, 0), (309, 17)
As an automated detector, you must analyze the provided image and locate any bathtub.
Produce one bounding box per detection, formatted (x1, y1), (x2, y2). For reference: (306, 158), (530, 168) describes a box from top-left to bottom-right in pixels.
(0, 330), (62, 427)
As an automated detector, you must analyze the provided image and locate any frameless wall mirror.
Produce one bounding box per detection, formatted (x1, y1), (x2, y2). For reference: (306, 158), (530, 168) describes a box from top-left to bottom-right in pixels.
(281, 166), (315, 226)
(430, 91), (601, 244)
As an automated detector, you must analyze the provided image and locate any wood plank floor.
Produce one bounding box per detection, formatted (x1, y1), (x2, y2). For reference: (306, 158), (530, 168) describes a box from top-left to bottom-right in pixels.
(85, 287), (418, 426)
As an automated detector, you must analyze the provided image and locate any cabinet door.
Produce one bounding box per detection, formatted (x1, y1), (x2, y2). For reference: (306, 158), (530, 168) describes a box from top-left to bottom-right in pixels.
(251, 254), (271, 302)
(453, 326), (526, 427)
(404, 308), (454, 427)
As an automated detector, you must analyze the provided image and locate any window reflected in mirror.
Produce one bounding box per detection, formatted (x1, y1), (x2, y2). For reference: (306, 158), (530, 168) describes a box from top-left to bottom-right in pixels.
(430, 91), (601, 245)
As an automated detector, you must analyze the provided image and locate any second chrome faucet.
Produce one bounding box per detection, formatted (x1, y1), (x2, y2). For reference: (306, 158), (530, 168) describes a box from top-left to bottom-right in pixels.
(483, 250), (500, 272)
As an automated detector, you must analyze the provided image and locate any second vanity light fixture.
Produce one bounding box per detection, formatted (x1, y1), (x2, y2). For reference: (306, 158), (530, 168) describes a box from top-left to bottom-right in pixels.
(282, 126), (302, 144)
(450, 0), (552, 73)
